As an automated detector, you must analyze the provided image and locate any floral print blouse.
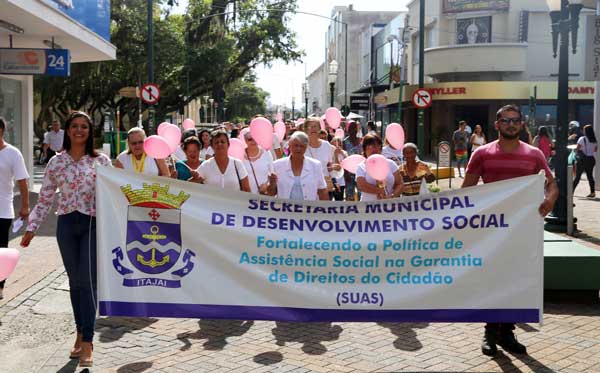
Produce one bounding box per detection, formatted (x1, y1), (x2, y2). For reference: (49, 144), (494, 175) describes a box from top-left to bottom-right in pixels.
(27, 152), (112, 232)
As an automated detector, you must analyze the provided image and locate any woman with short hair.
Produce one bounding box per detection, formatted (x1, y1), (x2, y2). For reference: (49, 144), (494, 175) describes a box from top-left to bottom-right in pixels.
(197, 130), (251, 192)
(198, 129), (214, 161)
(115, 127), (169, 176)
(268, 131), (328, 201)
(399, 143), (435, 196)
(172, 136), (203, 182)
(356, 134), (403, 200)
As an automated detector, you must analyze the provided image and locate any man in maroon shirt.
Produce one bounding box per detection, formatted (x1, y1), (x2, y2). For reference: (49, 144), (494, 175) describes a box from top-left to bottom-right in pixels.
(462, 104), (558, 356)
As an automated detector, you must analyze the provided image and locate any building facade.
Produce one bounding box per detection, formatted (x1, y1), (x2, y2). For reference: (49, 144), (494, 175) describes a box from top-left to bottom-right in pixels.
(306, 5), (401, 115)
(0, 0), (115, 177)
(374, 0), (595, 154)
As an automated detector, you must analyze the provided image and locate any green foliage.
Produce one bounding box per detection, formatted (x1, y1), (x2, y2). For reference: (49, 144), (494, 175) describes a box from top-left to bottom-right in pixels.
(34, 0), (302, 136)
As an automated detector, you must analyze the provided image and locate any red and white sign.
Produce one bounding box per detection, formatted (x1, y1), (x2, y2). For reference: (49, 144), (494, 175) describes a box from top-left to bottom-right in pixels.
(140, 83), (160, 105)
(438, 141), (451, 167)
(412, 89), (432, 108)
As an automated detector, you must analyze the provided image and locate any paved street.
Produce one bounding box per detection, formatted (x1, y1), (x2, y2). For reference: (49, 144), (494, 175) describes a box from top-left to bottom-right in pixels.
(1, 167), (599, 373)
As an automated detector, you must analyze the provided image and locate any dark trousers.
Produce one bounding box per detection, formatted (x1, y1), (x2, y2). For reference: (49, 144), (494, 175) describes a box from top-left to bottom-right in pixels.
(44, 149), (56, 164)
(573, 156), (596, 193)
(332, 186), (346, 201)
(0, 218), (11, 289)
(485, 322), (515, 336)
(56, 211), (97, 342)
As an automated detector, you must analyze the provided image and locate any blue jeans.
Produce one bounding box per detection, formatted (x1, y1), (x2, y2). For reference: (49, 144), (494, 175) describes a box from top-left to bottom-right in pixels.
(56, 211), (97, 342)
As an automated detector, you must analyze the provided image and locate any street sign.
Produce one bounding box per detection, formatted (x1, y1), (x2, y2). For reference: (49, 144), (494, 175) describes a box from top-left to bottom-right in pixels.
(0, 48), (70, 76)
(438, 141), (451, 167)
(140, 83), (160, 105)
(412, 89), (432, 108)
(119, 86), (138, 98)
(584, 15), (600, 81)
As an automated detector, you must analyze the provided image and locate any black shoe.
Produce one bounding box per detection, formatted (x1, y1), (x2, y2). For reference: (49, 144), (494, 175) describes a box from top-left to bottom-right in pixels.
(481, 331), (498, 356)
(498, 331), (527, 354)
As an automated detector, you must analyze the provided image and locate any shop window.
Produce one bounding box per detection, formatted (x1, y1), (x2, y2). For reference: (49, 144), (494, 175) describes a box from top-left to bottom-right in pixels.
(0, 77), (22, 150)
(456, 16), (492, 45)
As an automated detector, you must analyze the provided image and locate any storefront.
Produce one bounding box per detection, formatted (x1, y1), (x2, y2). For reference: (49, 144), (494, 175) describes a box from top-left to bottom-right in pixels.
(375, 81), (595, 154)
(0, 0), (115, 178)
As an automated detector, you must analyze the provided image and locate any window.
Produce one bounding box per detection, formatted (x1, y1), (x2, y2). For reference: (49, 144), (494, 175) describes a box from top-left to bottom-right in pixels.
(456, 16), (492, 44)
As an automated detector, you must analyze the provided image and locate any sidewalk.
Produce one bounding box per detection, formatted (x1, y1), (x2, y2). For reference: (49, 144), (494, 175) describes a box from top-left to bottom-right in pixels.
(1, 165), (599, 373)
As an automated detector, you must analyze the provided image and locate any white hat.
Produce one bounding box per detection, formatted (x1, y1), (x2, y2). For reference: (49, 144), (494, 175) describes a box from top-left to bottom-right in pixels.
(569, 120), (580, 127)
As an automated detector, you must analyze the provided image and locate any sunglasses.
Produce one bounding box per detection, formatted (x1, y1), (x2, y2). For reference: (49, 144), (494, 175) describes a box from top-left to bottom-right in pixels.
(498, 117), (521, 125)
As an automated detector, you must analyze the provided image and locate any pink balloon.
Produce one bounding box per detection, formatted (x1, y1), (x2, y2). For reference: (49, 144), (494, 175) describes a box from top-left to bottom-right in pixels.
(335, 129), (344, 139)
(366, 154), (390, 181)
(325, 107), (341, 129)
(296, 118), (305, 127)
(385, 123), (405, 150)
(0, 248), (20, 281)
(275, 112), (283, 122)
(341, 154), (366, 174)
(182, 118), (195, 130)
(157, 122), (171, 136)
(160, 124), (181, 153)
(250, 117), (273, 150)
(144, 135), (172, 159)
(274, 121), (286, 142)
(319, 117), (326, 131)
(228, 138), (246, 160)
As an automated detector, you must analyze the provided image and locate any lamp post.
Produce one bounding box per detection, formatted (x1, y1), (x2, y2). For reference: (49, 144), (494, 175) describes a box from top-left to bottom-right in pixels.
(303, 82), (310, 118)
(291, 97), (295, 120)
(209, 98), (215, 124)
(417, 0), (425, 156)
(223, 107), (227, 121)
(328, 60), (338, 108)
(203, 95), (209, 123)
(545, 0), (583, 232)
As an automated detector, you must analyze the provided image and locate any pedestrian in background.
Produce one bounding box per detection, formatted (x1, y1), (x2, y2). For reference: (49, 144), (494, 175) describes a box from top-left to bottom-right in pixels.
(21, 111), (112, 367)
(0, 117), (30, 300)
(42, 119), (64, 164)
(452, 121), (469, 178)
(532, 126), (553, 162)
(470, 124), (486, 153)
(573, 124), (598, 198)
(462, 104), (558, 357)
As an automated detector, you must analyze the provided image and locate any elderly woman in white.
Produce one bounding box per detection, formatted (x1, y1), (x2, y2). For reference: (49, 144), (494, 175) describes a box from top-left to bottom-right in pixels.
(115, 127), (169, 176)
(268, 131), (328, 201)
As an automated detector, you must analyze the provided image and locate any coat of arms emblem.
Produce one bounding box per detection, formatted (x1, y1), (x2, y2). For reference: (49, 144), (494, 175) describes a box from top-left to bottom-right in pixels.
(112, 183), (195, 288)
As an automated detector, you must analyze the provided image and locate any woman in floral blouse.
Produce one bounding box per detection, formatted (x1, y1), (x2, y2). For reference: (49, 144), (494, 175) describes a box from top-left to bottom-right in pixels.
(21, 111), (111, 367)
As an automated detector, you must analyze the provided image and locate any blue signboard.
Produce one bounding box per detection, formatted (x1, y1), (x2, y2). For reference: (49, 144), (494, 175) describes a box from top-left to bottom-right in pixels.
(0, 49), (71, 76)
(42, 0), (111, 41)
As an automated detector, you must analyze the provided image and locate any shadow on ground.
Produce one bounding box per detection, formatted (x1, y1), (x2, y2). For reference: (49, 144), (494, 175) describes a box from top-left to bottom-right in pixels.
(56, 359), (79, 373)
(96, 317), (159, 342)
(377, 322), (429, 351)
(177, 319), (254, 351)
(117, 361), (153, 372)
(492, 350), (554, 373)
(271, 322), (343, 355)
(253, 351), (284, 365)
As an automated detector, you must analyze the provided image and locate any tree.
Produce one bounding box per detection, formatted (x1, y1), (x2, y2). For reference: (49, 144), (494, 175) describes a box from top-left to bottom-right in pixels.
(224, 75), (269, 123)
(34, 0), (302, 136)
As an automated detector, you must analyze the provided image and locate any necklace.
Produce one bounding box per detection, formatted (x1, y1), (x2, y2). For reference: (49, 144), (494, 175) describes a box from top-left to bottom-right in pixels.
(132, 153), (146, 173)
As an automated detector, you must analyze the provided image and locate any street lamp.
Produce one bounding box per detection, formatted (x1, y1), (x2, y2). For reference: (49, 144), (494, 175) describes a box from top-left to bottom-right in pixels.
(223, 107), (227, 121)
(303, 82), (310, 118)
(202, 95), (209, 123)
(544, 0), (583, 232)
(328, 60), (339, 108)
(291, 97), (295, 120)
(209, 98), (215, 124)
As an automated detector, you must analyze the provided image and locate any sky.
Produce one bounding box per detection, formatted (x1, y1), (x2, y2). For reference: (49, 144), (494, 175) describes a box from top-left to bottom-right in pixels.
(170, 1), (409, 108)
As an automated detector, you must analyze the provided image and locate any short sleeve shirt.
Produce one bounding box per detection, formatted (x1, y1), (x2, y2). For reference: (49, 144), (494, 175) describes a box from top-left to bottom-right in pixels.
(355, 159), (399, 201)
(466, 140), (552, 184)
(452, 130), (468, 151)
(0, 144), (30, 219)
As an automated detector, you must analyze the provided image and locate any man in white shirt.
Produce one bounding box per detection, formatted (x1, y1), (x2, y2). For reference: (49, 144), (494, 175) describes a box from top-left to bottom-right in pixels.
(42, 119), (64, 163)
(0, 117), (30, 299)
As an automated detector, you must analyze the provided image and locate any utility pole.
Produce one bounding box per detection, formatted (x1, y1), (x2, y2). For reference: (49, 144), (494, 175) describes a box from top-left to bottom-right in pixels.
(147, 0), (155, 133)
(417, 0), (425, 155)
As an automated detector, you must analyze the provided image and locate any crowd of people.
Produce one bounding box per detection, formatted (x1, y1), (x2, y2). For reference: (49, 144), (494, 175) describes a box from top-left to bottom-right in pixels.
(0, 104), (597, 366)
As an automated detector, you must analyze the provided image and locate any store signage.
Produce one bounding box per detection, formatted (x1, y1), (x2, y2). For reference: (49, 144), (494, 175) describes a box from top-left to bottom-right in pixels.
(443, 0), (509, 13)
(350, 96), (370, 111)
(428, 87), (467, 95)
(585, 15), (600, 81)
(374, 95), (388, 105)
(0, 48), (70, 76)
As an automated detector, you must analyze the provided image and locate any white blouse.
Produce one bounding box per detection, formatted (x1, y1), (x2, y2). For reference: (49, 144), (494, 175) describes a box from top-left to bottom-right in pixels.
(273, 157), (327, 201)
(243, 149), (274, 194)
(198, 157), (248, 191)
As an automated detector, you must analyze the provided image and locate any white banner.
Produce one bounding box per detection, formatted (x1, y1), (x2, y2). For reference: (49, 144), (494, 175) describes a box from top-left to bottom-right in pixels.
(97, 167), (544, 323)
